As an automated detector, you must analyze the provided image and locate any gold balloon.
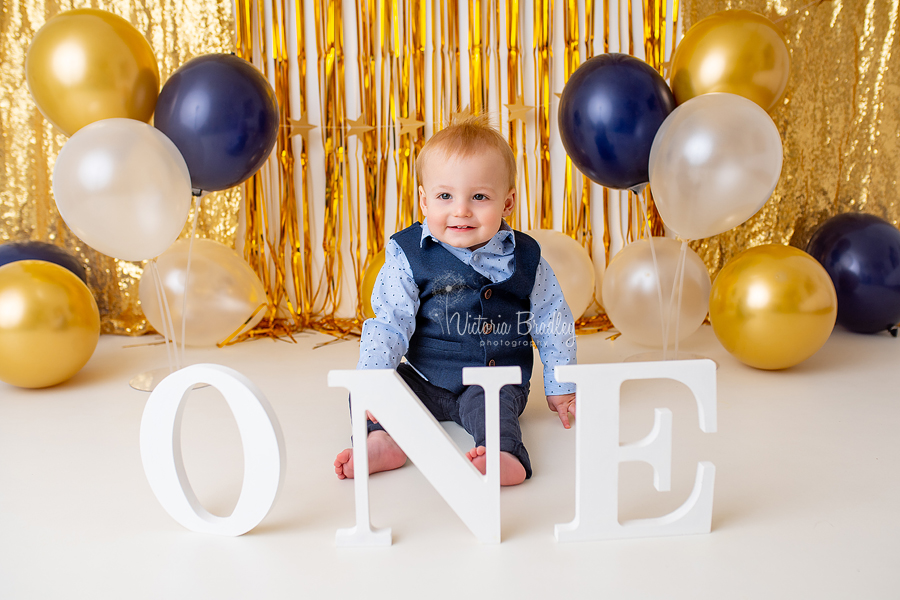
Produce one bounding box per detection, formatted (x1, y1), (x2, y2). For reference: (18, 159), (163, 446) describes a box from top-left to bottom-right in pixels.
(709, 245), (836, 370)
(669, 10), (790, 112)
(25, 9), (160, 136)
(360, 250), (385, 319)
(0, 261), (101, 388)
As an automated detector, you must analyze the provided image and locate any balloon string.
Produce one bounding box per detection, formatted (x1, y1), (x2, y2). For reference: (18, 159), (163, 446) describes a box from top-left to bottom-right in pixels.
(639, 195), (669, 359)
(673, 239), (688, 358)
(181, 192), (202, 366)
(150, 260), (176, 373)
(664, 235), (686, 358)
(155, 259), (182, 370)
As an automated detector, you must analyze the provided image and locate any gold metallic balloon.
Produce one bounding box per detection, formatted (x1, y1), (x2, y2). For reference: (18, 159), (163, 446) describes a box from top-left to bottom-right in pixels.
(709, 245), (836, 370)
(25, 9), (160, 136)
(360, 250), (385, 320)
(0, 261), (101, 388)
(669, 10), (790, 112)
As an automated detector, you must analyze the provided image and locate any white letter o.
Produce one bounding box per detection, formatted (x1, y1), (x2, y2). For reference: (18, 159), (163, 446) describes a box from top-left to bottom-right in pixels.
(140, 364), (286, 536)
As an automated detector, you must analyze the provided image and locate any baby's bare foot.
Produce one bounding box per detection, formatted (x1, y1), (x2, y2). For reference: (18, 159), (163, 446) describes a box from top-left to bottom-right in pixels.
(465, 446), (527, 486)
(334, 430), (407, 480)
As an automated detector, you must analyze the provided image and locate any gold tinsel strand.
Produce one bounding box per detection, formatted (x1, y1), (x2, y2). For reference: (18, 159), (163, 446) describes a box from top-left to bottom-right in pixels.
(295, 0), (316, 320)
(234, 0), (265, 314)
(393, 0), (413, 231)
(450, 0), (461, 116)
(431, 0), (440, 131)
(505, 0), (529, 231)
(492, 1), (503, 132)
(534, 0), (554, 230)
(579, 0), (595, 257)
(315, 0), (349, 326)
(355, 0), (383, 322)
(376, 0), (392, 252)
(412, 1), (427, 160)
(562, 0), (580, 237)
(275, 0), (305, 327)
(601, 0), (613, 264)
(469, 0), (488, 115)
(640, 0), (668, 241)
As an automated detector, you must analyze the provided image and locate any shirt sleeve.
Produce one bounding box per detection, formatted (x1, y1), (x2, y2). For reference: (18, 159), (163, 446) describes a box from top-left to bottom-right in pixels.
(529, 257), (577, 395)
(357, 239), (420, 370)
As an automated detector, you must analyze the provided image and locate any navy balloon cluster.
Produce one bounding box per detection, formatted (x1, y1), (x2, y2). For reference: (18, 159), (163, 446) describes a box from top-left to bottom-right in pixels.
(807, 213), (900, 334)
(557, 53), (675, 191)
(154, 54), (279, 192)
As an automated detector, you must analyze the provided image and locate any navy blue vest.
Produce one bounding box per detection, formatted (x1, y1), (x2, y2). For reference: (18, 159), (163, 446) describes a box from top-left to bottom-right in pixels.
(393, 222), (541, 394)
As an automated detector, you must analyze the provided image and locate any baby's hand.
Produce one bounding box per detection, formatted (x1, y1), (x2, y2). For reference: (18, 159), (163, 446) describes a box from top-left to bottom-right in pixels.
(547, 393), (576, 429)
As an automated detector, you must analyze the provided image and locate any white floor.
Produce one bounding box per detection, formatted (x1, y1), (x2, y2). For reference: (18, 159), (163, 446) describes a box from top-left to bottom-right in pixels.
(1, 324), (898, 599)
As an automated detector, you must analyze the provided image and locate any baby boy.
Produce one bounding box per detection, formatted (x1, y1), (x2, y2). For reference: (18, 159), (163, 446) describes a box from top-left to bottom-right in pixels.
(334, 114), (577, 486)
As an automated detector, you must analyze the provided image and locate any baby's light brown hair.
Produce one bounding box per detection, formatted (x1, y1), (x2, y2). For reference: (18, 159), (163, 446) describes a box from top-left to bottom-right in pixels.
(415, 113), (517, 191)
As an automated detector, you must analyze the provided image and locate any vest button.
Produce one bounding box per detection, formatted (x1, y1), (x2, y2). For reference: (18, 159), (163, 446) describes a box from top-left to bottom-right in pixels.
(484, 289), (492, 300)
(483, 322), (493, 334)
(488, 359), (496, 366)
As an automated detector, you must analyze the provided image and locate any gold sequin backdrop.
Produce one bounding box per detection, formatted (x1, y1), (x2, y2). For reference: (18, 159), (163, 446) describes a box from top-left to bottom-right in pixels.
(1, 0), (898, 337)
(686, 0), (900, 272)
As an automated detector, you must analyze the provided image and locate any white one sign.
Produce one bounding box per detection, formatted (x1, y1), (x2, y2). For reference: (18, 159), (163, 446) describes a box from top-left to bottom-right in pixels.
(138, 360), (717, 544)
(139, 363), (286, 536)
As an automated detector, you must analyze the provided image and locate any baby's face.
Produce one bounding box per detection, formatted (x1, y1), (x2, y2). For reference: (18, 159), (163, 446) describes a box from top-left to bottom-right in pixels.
(418, 149), (515, 250)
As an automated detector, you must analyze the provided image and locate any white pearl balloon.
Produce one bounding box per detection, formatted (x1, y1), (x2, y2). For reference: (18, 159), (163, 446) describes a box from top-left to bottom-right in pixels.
(525, 229), (596, 319)
(649, 93), (783, 240)
(602, 237), (710, 347)
(52, 118), (192, 261)
(139, 239), (267, 346)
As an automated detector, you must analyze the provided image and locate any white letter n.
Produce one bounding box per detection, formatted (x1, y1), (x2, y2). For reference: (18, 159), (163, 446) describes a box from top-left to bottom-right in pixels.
(329, 366), (520, 546)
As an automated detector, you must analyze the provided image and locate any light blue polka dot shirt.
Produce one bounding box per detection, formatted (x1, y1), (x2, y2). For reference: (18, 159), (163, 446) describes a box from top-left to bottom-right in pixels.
(358, 219), (577, 396)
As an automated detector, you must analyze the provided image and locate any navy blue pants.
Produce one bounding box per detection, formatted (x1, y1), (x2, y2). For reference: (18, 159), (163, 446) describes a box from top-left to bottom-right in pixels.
(364, 363), (533, 479)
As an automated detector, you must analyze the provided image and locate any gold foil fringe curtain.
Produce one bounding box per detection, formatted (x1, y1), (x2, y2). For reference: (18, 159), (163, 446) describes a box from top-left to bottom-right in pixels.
(229, 0), (678, 340)
(3, 0), (899, 337)
(229, 0), (900, 341)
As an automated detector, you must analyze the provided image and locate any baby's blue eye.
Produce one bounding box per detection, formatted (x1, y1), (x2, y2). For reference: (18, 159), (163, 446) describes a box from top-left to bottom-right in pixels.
(438, 192), (452, 200)
(473, 193), (487, 201)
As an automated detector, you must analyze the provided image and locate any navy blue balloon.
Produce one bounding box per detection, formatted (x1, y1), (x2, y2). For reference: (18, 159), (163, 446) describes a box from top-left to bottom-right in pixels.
(0, 241), (87, 283)
(558, 53), (675, 191)
(154, 54), (279, 192)
(806, 213), (900, 334)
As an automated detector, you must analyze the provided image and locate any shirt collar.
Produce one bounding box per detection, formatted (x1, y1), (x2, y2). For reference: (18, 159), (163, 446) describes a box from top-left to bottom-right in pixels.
(419, 218), (515, 252)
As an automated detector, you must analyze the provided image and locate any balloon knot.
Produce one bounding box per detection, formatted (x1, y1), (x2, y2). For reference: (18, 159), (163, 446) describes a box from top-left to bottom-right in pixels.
(889, 325), (898, 338)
